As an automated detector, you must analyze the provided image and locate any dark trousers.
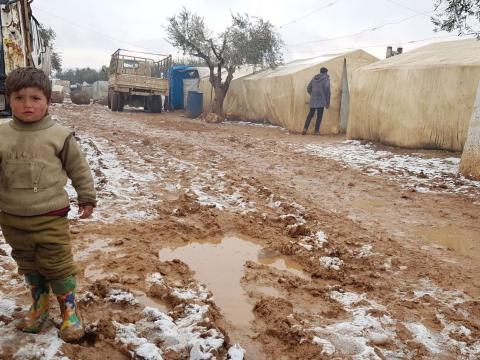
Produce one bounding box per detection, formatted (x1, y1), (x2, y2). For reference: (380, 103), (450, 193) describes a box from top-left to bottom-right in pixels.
(0, 212), (77, 280)
(303, 107), (324, 133)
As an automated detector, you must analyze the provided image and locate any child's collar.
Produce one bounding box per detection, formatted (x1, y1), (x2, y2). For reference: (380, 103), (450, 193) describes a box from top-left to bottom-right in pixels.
(10, 114), (55, 131)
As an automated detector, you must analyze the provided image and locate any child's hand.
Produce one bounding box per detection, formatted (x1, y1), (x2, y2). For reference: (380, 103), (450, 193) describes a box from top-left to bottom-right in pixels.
(78, 204), (94, 219)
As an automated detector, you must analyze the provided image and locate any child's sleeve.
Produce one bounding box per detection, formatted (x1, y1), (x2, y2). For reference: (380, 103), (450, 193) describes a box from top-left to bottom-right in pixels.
(59, 134), (97, 207)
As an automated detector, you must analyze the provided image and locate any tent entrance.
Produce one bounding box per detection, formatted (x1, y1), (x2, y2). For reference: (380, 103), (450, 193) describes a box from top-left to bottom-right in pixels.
(339, 58), (350, 133)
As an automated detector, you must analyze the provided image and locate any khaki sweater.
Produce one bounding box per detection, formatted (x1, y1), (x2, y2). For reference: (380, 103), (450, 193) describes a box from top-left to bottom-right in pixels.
(0, 114), (96, 216)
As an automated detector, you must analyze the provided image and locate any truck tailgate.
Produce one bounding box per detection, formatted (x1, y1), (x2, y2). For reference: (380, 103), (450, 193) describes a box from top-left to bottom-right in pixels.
(111, 74), (168, 92)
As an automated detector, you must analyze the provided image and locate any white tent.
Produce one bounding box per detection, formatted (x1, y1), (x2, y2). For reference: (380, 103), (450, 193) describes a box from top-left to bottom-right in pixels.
(460, 82), (480, 179)
(347, 39), (480, 151)
(200, 50), (378, 134)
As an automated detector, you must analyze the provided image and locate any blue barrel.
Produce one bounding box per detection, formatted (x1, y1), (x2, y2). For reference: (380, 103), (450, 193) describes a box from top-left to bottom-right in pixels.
(186, 91), (203, 118)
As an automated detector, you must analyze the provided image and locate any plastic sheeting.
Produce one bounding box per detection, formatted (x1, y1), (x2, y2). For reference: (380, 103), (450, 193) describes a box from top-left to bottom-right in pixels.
(199, 50), (378, 133)
(460, 82), (480, 179)
(93, 81), (108, 102)
(347, 39), (480, 151)
(183, 78), (200, 109)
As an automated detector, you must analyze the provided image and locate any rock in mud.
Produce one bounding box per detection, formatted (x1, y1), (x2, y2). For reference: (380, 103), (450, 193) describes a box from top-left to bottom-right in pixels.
(285, 223), (311, 237)
(71, 88), (91, 105)
(204, 113), (223, 123)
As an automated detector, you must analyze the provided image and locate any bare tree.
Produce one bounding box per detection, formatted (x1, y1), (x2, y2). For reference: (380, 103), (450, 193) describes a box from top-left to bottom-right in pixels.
(432, 0), (480, 35)
(39, 24), (62, 73)
(166, 8), (283, 116)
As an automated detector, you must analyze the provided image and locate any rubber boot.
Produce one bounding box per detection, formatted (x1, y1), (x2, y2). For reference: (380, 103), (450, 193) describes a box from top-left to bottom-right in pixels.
(51, 275), (84, 342)
(16, 273), (50, 333)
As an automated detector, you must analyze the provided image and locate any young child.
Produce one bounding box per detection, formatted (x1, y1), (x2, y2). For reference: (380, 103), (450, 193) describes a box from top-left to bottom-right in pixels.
(0, 67), (96, 342)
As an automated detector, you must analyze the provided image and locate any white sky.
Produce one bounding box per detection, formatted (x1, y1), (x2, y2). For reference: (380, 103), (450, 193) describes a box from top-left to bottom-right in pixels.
(32, 0), (475, 70)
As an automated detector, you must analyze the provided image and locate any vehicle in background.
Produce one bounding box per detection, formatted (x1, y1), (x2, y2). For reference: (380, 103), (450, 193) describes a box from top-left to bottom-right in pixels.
(0, 0), (51, 115)
(107, 49), (171, 113)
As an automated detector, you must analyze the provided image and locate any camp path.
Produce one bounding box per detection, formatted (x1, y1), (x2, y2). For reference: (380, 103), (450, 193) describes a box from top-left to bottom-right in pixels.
(0, 103), (479, 360)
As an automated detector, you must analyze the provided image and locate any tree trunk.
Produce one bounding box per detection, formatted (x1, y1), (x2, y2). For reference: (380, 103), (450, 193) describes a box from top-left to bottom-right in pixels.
(212, 86), (226, 117)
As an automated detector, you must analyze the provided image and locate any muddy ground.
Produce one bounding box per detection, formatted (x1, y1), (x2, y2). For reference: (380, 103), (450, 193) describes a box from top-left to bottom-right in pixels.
(0, 102), (479, 360)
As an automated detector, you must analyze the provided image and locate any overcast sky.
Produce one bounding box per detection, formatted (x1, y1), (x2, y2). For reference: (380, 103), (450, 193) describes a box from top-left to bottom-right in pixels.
(32, 0), (474, 70)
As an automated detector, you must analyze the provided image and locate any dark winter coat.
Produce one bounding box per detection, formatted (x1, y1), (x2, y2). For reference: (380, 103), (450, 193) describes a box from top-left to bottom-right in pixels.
(307, 73), (331, 109)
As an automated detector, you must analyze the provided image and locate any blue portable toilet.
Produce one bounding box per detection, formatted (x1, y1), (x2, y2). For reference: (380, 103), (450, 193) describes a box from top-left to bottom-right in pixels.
(168, 66), (200, 110)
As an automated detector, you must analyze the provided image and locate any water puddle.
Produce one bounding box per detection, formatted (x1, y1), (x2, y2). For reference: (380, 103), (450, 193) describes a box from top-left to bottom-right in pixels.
(256, 286), (283, 298)
(415, 225), (480, 261)
(158, 235), (309, 359)
(75, 238), (114, 261)
(257, 249), (310, 280)
(132, 290), (170, 313)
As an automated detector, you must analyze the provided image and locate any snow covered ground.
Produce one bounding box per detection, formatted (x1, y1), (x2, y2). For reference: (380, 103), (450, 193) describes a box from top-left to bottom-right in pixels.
(295, 140), (480, 198)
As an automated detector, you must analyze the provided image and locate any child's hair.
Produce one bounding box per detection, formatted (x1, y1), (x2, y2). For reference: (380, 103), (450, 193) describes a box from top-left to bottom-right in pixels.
(6, 67), (51, 101)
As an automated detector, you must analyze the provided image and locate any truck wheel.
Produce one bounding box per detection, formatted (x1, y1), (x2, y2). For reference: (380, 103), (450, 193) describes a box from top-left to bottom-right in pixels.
(118, 94), (124, 112)
(111, 92), (119, 111)
(151, 95), (162, 113)
(144, 97), (150, 111)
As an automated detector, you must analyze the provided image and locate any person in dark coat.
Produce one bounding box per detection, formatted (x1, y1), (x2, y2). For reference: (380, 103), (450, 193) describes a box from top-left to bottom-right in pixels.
(302, 67), (331, 135)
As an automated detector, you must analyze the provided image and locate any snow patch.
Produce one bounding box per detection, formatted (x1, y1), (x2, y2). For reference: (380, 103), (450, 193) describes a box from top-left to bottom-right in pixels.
(312, 337), (335, 355)
(319, 256), (343, 270)
(357, 244), (373, 258)
(296, 141), (480, 197)
(0, 297), (16, 319)
(0, 325), (67, 360)
(114, 321), (163, 360)
(106, 289), (139, 305)
(138, 305), (224, 358)
(227, 344), (246, 359)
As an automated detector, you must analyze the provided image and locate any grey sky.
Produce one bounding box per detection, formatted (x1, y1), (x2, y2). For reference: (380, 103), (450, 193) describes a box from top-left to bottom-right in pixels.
(32, 0), (473, 70)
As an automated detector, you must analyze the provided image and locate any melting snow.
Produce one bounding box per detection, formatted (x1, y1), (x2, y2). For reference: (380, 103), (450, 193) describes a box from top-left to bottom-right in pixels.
(319, 256), (344, 270)
(309, 291), (399, 359)
(296, 140), (480, 197)
(312, 337), (336, 355)
(106, 289), (139, 305)
(114, 321), (163, 360)
(357, 244), (373, 258)
(0, 325), (67, 360)
(227, 344), (246, 359)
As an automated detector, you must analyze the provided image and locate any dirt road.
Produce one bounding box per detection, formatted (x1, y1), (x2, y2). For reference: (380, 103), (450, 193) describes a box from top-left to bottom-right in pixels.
(1, 103), (479, 359)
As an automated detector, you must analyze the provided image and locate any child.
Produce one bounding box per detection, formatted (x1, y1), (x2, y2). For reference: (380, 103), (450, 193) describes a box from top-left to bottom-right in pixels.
(0, 67), (96, 342)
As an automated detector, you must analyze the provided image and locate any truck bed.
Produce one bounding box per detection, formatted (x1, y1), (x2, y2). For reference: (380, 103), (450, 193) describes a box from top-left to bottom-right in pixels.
(109, 74), (168, 94)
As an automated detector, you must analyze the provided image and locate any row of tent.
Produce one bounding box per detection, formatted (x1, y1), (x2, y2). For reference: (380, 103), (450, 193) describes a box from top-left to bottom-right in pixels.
(199, 39), (480, 179)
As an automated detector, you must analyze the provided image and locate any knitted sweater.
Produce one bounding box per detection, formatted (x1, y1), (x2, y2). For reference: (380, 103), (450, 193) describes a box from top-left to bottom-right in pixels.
(0, 115), (96, 216)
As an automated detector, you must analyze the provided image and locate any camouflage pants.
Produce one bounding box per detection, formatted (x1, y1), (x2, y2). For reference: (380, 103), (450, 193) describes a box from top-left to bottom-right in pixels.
(0, 212), (77, 280)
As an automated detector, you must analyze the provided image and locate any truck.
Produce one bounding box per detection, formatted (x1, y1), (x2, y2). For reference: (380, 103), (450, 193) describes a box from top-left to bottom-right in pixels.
(0, 0), (51, 115)
(107, 49), (172, 113)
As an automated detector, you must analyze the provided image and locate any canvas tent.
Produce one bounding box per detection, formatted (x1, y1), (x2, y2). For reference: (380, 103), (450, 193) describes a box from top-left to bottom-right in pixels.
(347, 39), (480, 152)
(460, 82), (480, 179)
(199, 50), (379, 134)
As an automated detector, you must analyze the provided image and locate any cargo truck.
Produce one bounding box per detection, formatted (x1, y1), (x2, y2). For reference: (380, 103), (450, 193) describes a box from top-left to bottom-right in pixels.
(0, 0), (51, 115)
(108, 49), (171, 112)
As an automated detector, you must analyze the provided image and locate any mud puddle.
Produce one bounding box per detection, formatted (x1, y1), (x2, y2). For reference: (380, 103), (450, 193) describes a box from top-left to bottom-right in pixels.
(415, 225), (480, 261)
(158, 235), (308, 359)
(74, 237), (116, 261)
(131, 290), (170, 313)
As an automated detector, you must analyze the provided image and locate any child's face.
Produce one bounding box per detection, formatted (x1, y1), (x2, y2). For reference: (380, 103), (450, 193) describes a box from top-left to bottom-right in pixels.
(9, 87), (49, 123)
